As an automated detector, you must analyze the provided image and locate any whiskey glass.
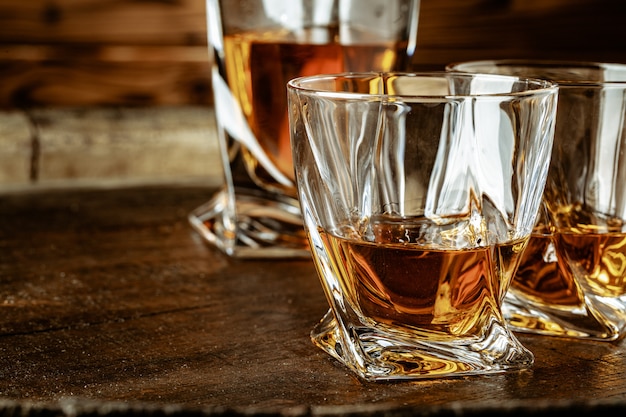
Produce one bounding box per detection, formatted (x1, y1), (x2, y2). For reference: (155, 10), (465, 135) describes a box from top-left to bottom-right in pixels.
(190, 0), (420, 258)
(448, 60), (626, 341)
(288, 72), (558, 380)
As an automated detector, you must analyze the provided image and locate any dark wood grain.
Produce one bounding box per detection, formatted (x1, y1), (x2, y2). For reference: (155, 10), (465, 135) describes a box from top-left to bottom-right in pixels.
(0, 0), (206, 45)
(0, 52), (212, 108)
(0, 185), (625, 416)
(0, 0), (210, 108)
(1, 0), (626, 107)
(414, 0), (626, 66)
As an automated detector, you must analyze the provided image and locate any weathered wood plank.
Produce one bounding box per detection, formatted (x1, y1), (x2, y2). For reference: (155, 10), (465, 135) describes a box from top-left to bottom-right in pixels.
(0, 54), (212, 108)
(0, 185), (625, 415)
(0, 111), (32, 185)
(0, 107), (221, 189)
(1, 0), (626, 107)
(0, 0), (206, 45)
(414, 0), (626, 65)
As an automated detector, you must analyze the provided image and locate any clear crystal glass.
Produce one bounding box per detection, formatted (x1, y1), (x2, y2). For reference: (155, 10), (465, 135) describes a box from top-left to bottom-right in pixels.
(288, 72), (558, 380)
(190, 0), (420, 258)
(449, 60), (626, 342)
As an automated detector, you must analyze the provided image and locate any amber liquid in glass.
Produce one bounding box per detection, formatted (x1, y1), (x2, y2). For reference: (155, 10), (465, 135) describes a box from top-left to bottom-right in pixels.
(317, 219), (528, 341)
(512, 233), (582, 307)
(557, 230), (626, 298)
(220, 30), (410, 195)
(508, 198), (626, 338)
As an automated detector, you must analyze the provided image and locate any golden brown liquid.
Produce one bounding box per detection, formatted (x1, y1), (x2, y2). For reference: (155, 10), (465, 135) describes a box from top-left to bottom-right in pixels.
(512, 234), (582, 306)
(220, 30), (410, 194)
(318, 222), (528, 339)
(557, 230), (626, 298)
(513, 224), (626, 305)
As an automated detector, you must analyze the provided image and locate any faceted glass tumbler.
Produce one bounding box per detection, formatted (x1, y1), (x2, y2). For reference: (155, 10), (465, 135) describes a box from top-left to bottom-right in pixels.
(288, 72), (559, 380)
(449, 60), (626, 341)
(189, 0), (420, 258)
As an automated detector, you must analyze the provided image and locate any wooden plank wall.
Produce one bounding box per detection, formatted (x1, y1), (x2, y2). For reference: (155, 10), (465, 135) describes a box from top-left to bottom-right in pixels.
(0, 0), (210, 108)
(1, 0), (625, 109)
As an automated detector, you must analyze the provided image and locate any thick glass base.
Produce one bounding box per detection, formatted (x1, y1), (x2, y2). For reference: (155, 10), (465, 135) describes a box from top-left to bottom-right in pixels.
(311, 310), (534, 382)
(188, 187), (310, 259)
(504, 291), (626, 342)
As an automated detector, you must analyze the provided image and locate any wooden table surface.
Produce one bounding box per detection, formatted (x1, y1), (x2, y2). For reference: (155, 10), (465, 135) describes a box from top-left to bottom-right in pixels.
(1, 184), (626, 417)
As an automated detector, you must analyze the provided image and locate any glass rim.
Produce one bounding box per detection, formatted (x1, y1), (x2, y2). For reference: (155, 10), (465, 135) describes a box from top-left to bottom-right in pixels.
(447, 59), (626, 86)
(287, 71), (558, 99)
